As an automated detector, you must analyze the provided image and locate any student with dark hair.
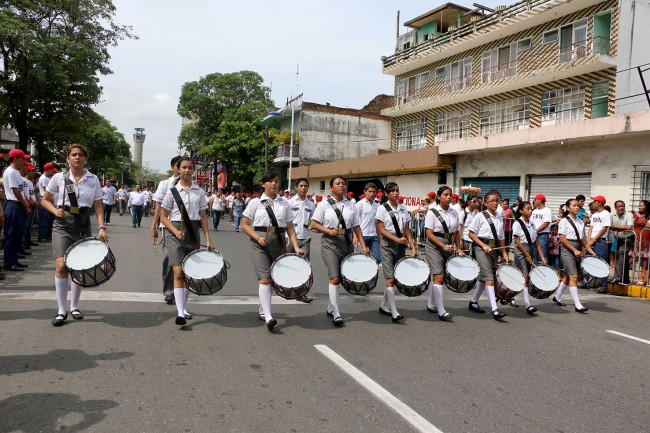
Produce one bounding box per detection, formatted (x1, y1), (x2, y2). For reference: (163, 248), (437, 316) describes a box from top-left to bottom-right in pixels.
(354, 182), (381, 264)
(512, 201), (546, 314)
(287, 177), (316, 303)
(2, 149), (32, 272)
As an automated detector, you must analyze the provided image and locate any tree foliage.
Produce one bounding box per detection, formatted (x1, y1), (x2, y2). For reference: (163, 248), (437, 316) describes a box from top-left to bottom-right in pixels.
(0, 0), (136, 151)
(177, 71), (273, 191)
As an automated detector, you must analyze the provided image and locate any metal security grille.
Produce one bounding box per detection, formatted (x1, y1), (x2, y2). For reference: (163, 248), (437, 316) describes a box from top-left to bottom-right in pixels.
(462, 177), (521, 203)
(631, 165), (650, 208)
(529, 174), (592, 213)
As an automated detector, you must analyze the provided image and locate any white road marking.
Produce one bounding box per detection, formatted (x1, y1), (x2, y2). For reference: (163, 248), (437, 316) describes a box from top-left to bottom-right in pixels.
(314, 344), (443, 433)
(607, 330), (650, 345)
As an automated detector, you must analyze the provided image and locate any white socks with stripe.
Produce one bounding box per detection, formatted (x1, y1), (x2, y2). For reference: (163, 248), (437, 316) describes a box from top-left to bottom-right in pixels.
(433, 284), (447, 316)
(569, 286), (584, 310)
(258, 283), (273, 322)
(55, 277), (68, 315)
(328, 284), (340, 318)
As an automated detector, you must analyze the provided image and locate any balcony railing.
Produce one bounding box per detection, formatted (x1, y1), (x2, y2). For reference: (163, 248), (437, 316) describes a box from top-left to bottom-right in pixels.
(275, 143), (299, 159)
(481, 60), (518, 83)
(445, 74), (473, 92)
(559, 37), (611, 63)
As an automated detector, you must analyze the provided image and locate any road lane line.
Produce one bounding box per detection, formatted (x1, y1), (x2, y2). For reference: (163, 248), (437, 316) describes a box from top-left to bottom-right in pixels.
(314, 344), (443, 433)
(607, 330), (650, 345)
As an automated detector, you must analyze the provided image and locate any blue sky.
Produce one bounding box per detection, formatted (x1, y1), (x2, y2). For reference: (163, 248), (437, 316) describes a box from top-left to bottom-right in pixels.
(95, 0), (502, 171)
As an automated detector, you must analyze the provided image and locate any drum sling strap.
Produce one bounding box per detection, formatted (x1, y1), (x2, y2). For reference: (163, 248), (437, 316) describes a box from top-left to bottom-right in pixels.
(64, 176), (89, 238)
(262, 199), (286, 253)
(564, 216), (581, 245)
(516, 219), (533, 254)
(482, 211), (500, 245)
(383, 203), (407, 251)
(328, 198), (351, 247)
(170, 187), (197, 241)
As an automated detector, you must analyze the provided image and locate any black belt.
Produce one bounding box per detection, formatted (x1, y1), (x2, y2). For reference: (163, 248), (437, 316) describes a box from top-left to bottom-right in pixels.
(595, 238), (607, 243)
(433, 232), (454, 240)
(62, 206), (90, 215)
(254, 226), (286, 234)
(478, 237), (498, 246)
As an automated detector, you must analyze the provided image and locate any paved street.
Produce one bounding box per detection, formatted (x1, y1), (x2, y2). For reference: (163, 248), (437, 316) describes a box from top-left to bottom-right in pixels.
(1, 212), (649, 433)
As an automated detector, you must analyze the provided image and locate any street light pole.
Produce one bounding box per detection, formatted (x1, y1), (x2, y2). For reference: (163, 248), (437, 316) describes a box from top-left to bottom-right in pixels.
(264, 126), (269, 173)
(288, 102), (295, 191)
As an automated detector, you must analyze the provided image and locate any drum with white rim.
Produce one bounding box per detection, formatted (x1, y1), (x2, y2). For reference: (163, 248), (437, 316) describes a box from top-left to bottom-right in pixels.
(444, 255), (480, 293)
(64, 237), (116, 287)
(580, 256), (610, 288)
(495, 264), (525, 301)
(528, 264), (559, 299)
(394, 256), (431, 297)
(340, 253), (379, 295)
(183, 249), (229, 295)
(270, 253), (313, 300)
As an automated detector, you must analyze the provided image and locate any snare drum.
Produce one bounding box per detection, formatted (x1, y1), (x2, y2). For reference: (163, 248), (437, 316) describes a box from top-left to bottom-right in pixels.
(183, 249), (229, 295)
(528, 264), (559, 299)
(270, 254), (313, 300)
(340, 253), (379, 295)
(64, 237), (116, 287)
(580, 256), (610, 288)
(444, 255), (479, 293)
(394, 256), (431, 297)
(495, 264), (525, 301)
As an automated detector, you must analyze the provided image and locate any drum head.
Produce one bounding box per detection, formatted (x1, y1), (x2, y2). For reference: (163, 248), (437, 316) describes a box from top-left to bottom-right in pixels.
(271, 254), (312, 288)
(497, 265), (525, 291)
(581, 256), (609, 278)
(184, 250), (224, 279)
(446, 256), (479, 280)
(65, 239), (109, 270)
(529, 265), (559, 291)
(341, 253), (378, 282)
(394, 257), (430, 287)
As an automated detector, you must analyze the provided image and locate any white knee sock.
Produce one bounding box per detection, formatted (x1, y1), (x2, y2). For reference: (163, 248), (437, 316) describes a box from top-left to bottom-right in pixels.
(386, 286), (399, 318)
(556, 282), (568, 301)
(328, 284), (340, 318)
(471, 281), (485, 303)
(568, 286), (584, 309)
(70, 282), (82, 311)
(259, 283), (273, 322)
(433, 284), (447, 315)
(55, 277), (68, 315)
(427, 281), (435, 309)
(174, 288), (186, 318)
(184, 288), (190, 315)
(485, 285), (498, 311)
(523, 286), (531, 308)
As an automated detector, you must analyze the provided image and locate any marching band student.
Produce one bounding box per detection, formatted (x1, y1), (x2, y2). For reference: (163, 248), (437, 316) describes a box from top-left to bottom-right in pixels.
(512, 201), (547, 314)
(287, 177), (316, 303)
(375, 182), (417, 323)
(424, 186), (462, 321)
(531, 193), (553, 263)
(240, 172), (303, 332)
(468, 191), (509, 321)
(586, 195), (611, 294)
(552, 198), (593, 313)
(460, 194), (479, 253)
(311, 176), (369, 326)
(159, 157), (214, 326)
(41, 144), (107, 326)
(353, 182), (381, 264)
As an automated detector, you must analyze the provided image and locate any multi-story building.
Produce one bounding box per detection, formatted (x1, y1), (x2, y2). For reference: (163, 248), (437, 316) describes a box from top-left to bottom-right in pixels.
(296, 0), (650, 210)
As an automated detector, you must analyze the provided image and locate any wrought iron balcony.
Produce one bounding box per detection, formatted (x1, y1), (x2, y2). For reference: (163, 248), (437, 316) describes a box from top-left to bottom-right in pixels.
(274, 143), (299, 164)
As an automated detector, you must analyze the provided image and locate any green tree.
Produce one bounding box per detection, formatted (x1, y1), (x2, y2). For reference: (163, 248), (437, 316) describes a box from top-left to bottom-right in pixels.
(177, 71), (273, 191)
(79, 112), (133, 179)
(0, 0), (135, 152)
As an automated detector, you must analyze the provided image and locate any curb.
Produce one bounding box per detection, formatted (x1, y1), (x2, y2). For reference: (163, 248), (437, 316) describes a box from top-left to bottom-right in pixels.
(609, 283), (650, 299)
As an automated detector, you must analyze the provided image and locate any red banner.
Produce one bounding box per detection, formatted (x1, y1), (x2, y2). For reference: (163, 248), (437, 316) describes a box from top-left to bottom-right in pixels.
(196, 169), (211, 184)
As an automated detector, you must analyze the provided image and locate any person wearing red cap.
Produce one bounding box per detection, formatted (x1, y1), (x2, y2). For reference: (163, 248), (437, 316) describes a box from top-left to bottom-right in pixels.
(2, 149), (32, 272)
(38, 163), (57, 242)
(531, 193), (553, 264)
(20, 162), (39, 251)
(450, 193), (462, 215)
(347, 191), (356, 205)
(587, 195), (611, 293)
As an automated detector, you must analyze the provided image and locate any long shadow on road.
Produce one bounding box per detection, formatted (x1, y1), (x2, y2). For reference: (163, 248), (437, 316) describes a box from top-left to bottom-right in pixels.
(0, 349), (133, 375)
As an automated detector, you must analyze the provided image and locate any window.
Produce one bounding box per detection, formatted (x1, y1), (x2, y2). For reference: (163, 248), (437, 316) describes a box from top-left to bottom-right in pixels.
(481, 43), (517, 83)
(396, 117), (427, 151)
(435, 67), (445, 78)
(559, 19), (588, 62)
(541, 85), (586, 126)
(396, 72), (430, 104)
(591, 81), (609, 119)
(479, 96), (530, 136)
(517, 38), (532, 52)
(543, 29), (558, 44)
(444, 57), (472, 92)
(435, 109), (471, 144)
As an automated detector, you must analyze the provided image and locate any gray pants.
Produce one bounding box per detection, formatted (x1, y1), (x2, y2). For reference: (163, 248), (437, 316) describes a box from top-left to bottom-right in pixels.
(614, 236), (633, 283)
(287, 237), (311, 260)
(162, 228), (174, 295)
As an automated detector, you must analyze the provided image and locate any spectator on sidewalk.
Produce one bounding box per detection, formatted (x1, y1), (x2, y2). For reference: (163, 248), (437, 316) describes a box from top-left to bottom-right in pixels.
(610, 200), (634, 285)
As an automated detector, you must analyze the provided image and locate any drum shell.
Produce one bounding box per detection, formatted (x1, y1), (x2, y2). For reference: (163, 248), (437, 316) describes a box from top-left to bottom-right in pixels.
(340, 253), (379, 296)
(270, 253), (313, 300)
(444, 255), (479, 293)
(394, 256), (431, 297)
(64, 237), (116, 288)
(182, 249), (229, 296)
(495, 264), (525, 300)
(528, 265), (559, 299)
(580, 256), (610, 288)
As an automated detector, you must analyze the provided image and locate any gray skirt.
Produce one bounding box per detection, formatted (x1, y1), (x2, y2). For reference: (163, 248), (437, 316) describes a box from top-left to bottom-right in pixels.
(561, 240), (582, 275)
(251, 231), (285, 280)
(380, 236), (406, 280)
(425, 237), (452, 275)
(287, 237), (311, 261)
(166, 221), (201, 266)
(473, 245), (501, 283)
(321, 234), (352, 279)
(514, 244), (532, 276)
(52, 213), (91, 258)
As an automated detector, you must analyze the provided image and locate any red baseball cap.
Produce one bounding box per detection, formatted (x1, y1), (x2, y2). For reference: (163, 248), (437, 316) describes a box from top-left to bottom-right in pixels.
(532, 193), (546, 201)
(359, 194), (366, 199)
(44, 162), (55, 170)
(26, 163), (36, 171)
(398, 195), (404, 202)
(590, 195), (606, 205)
(316, 195), (323, 199)
(452, 193), (459, 199)
(427, 191), (436, 198)
(376, 192), (383, 198)
(347, 192), (354, 197)
(8, 149), (29, 159)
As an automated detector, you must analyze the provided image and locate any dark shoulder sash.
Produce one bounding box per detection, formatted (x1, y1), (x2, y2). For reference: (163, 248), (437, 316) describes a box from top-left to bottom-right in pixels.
(63, 175), (89, 238)
(482, 210), (500, 241)
(564, 216), (581, 243)
(262, 199), (286, 252)
(327, 198), (351, 246)
(429, 207), (450, 234)
(383, 203), (403, 238)
(516, 218), (533, 247)
(170, 187), (197, 241)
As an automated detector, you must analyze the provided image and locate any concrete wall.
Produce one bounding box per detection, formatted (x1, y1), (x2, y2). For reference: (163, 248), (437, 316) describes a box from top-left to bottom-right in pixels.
(385, 172), (453, 210)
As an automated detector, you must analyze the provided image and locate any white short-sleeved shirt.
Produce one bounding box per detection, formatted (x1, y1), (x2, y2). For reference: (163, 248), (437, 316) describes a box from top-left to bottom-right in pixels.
(468, 210), (505, 240)
(312, 197), (358, 229)
(102, 185), (116, 204)
(21, 177), (30, 201)
(589, 210), (611, 241)
(375, 202), (411, 235)
(38, 173), (51, 198)
(128, 191), (147, 206)
(425, 204), (459, 234)
(461, 210), (477, 242)
(210, 194), (224, 211)
(512, 218), (538, 244)
(288, 195), (316, 239)
(356, 198), (379, 236)
(531, 207), (553, 233)
(227, 195), (235, 208)
(558, 216), (585, 241)
(117, 188), (128, 200)
(450, 203), (462, 215)
(161, 183), (208, 221)
(2, 166), (24, 201)
(496, 205), (504, 218)
(46, 171), (103, 208)
(243, 194), (294, 228)
(153, 176), (178, 203)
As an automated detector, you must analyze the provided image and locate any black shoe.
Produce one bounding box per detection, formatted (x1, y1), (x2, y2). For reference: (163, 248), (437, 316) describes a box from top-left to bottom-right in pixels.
(184, 313), (193, 320)
(426, 306), (437, 314)
(438, 312), (453, 322)
(27, 241), (38, 247)
(552, 296), (566, 306)
(0, 275), (5, 280)
(258, 313), (265, 321)
(326, 310), (334, 318)
(175, 316), (187, 325)
(22, 245), (31, 250)
(596, 288), (608, 294)
(4, 265), (24, 272)
(392, 314), (405, 323)
(575, 306), (589, 313)
(297, 295), (313, 303)
(133, 225), (136, 228)
(266, 318), (277, 331)
(378, 307), (391, 316)
(52, 312), (68, 326)
(333, 316), (344, 326)
(468, 302), (485, 313)
(164, 293), (175, 305)
(526, 305), (538, 315)
(18, 250), (31, 255)
(71, 309), (84, 320)
(17, 254), (26, 259)
(492, 310), (506, 321)
(508, 299), (519, 308)
(608, 278), (620, 285)
(15, 263), (28, 268)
